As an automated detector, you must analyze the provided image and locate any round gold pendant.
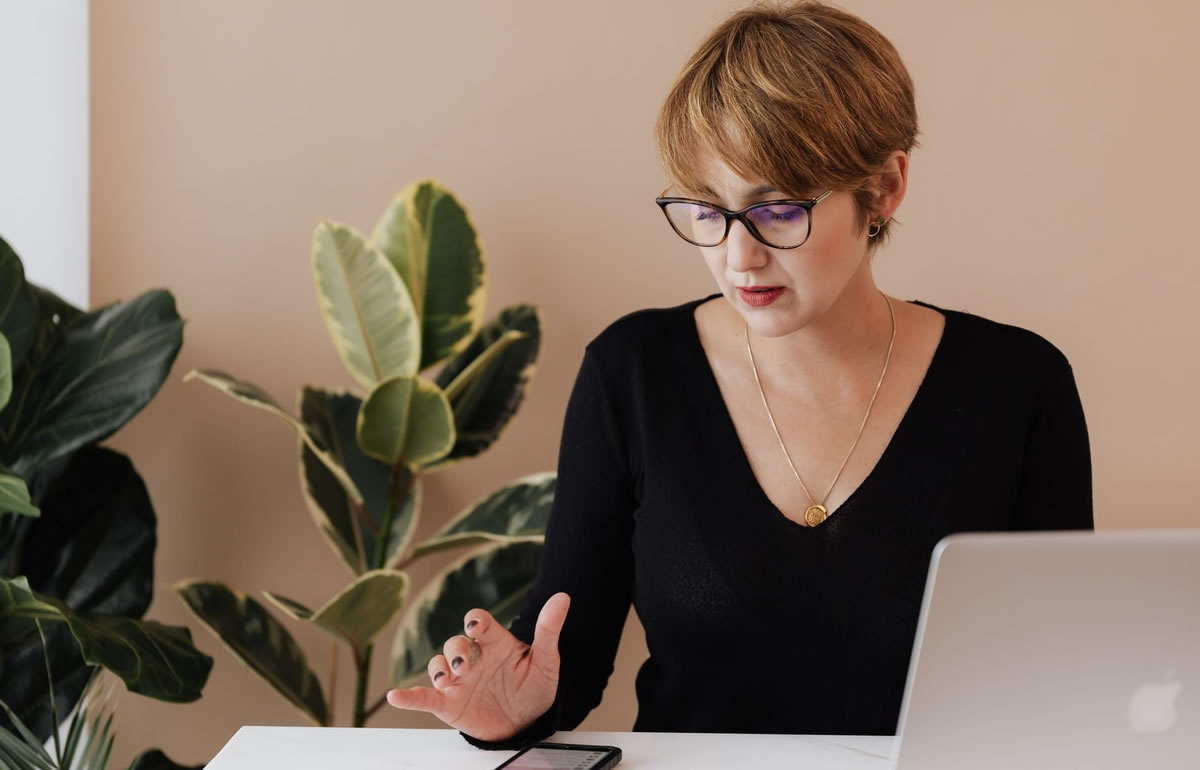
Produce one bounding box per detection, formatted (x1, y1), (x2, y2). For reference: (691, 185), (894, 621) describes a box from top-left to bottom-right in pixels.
(805, 504), (828, 527)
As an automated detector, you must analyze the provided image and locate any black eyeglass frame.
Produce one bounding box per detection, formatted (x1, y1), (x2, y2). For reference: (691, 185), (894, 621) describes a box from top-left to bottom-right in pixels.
(655, 190), (834, 249)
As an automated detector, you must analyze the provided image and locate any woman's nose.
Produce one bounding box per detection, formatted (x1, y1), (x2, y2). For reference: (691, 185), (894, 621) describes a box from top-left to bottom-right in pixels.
(724, 220), (769, 272)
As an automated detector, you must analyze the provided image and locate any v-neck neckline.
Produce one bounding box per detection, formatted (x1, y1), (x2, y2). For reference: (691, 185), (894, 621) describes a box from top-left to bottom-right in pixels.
(685, 294), (954, 531)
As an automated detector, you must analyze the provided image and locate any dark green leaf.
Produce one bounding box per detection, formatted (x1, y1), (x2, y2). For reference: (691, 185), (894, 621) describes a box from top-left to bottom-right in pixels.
(410, 472), (553, 559)
(0, 446), (157, 740)
(0, 577), (212, 703)
(430, 304), (541, 468)
(175, 580), (328, 726)
(2, 290), (183, 478)
(300, 388), (419, 573)
(27, 285), (84, 343)
(390, 542), (543, 684)
(0, 235), (37, 379)
(21, 447), (155, 617)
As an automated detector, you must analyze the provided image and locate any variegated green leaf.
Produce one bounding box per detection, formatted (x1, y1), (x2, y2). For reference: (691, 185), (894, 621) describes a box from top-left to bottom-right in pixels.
(265, 572), (408, 650)
(309, 570), (409, 650)
(175, 579), (328, 725)
(410, 472), (553, 559)
(262, 592), (314, 622)
(441, 329), (523, 402)
(371, 180), (486, 371)
(312, 222), (420, 388)
(0, 577), (212, 703)
(357, 376), (455, 467)
(185, 370), (363, 506)
(300, 387), (420, 575)
(390, 542), (543, 685)
(429, 304), (541, 470)
(355, 376), (414, 466)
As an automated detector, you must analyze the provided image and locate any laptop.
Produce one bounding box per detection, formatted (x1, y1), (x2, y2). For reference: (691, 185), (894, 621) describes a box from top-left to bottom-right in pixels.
(892, 529), (1200, 770)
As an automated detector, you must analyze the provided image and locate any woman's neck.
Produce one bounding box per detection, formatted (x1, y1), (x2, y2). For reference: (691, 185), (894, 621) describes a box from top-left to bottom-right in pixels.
(740, 268), (896, 398)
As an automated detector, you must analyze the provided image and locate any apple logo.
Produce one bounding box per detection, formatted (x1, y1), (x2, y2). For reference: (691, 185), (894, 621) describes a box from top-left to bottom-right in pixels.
(1127, 670), (1183, 734)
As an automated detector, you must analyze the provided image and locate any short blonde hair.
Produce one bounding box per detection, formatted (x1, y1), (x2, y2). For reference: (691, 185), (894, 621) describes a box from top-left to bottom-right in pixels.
(656, 1), (918, 245)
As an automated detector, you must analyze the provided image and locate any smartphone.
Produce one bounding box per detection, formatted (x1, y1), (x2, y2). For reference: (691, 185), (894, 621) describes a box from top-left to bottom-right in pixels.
(492, 741), (622, 770)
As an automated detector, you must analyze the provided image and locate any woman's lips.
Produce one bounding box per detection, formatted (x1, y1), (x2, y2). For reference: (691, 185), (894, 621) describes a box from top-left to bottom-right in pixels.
(736, 286), (785, 306)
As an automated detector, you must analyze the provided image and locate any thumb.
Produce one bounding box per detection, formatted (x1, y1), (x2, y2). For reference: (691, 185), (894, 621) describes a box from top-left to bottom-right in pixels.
(530, 592), (571, 659)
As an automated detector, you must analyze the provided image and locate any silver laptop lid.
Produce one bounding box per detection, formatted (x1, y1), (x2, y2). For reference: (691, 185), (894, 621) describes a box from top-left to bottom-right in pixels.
(893, 530), (1200, 770)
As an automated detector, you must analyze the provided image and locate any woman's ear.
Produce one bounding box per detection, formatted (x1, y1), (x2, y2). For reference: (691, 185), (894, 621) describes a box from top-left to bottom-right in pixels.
(873, 150), (909, 221)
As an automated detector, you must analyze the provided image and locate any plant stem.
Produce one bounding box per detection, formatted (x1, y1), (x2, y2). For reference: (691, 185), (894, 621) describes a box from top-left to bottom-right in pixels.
(328, 643), (338, 723)
(354, 460), (412, 726)
(352, 499), (379, 537)
(371, 463), (408, 569)
(352, 643), (373, 727)
(364, 693), (388, 722)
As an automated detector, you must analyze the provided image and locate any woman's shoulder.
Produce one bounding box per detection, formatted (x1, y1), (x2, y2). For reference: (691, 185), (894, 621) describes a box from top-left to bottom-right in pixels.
(584, 294), (717, 358)
(920, 300), (1075, 377)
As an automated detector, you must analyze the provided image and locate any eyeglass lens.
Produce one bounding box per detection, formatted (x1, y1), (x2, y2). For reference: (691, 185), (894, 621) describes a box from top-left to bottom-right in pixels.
(662, 201), (811, 248)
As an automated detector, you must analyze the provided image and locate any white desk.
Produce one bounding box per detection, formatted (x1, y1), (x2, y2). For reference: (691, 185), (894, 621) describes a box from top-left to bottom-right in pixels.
(206, 727), (894, 769)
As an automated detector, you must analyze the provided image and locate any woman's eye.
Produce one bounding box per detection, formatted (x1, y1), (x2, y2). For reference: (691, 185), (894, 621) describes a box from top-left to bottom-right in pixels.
(757, 207), (801, 222)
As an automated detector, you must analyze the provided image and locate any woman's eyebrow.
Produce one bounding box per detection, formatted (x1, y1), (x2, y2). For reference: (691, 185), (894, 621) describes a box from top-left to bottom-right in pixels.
(693, 184), (781, 201)
(747, 184), (782, 197)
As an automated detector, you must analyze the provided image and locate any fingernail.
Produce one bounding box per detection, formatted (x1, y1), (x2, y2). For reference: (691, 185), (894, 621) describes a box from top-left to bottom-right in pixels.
(466, 619), (478, 631)
(433, 671), (445, 682)
(451, 656), (463, 670)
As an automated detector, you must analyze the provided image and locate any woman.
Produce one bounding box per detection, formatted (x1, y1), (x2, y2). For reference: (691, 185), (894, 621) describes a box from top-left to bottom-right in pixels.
(387, 0), (1093, 746)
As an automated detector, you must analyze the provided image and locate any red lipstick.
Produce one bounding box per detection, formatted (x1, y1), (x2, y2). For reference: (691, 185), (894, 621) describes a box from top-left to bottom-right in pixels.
(737, 286), (785, 306)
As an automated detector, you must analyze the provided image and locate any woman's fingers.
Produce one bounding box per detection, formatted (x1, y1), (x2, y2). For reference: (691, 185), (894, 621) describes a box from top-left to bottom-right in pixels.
(442, 634), (478, 676)
(463, 608), (503, 645)
(427, 654), (451, 689)
(386, 686), (444, 713)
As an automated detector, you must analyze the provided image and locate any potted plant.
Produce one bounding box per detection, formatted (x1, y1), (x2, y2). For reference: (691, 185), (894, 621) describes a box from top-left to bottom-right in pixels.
(177, 180), (554, 728)
(0, 236), (212, 769)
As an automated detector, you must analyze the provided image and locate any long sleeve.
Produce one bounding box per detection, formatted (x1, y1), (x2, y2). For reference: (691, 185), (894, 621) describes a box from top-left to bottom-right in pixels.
(1010, 350), (1094, 531)
(463, 347), (637, 748)
(467, 296), (1099, 746)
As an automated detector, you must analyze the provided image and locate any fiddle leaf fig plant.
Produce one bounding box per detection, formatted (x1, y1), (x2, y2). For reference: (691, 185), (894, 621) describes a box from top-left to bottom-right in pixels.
(179, 180), (555, 727)
(0, 234), (211, 770)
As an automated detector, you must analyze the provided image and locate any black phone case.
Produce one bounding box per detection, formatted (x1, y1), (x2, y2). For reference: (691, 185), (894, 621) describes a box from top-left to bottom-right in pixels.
(493, 741), (622, 770)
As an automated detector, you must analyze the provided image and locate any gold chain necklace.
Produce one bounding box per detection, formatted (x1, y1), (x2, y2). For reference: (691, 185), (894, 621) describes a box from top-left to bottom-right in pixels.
(745, 293), (897, 527)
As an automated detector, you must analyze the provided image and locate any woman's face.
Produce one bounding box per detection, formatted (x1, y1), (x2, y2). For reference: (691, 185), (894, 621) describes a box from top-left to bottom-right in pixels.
(688, 154), (875, 338)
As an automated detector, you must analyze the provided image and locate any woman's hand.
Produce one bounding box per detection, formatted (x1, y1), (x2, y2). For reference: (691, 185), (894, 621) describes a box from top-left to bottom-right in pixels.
(386, 592), (571, 742)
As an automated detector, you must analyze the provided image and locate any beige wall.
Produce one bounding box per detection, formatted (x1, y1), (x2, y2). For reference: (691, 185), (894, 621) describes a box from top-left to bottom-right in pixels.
(90, 1), (1200, 766)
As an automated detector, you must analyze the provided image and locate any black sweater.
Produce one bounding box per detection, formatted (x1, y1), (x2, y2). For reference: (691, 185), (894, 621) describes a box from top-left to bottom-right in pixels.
(492, 296), (1093, 744)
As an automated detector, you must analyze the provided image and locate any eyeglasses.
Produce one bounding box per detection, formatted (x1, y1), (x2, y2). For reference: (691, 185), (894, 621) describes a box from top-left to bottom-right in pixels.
(655, 190), (833, 250)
